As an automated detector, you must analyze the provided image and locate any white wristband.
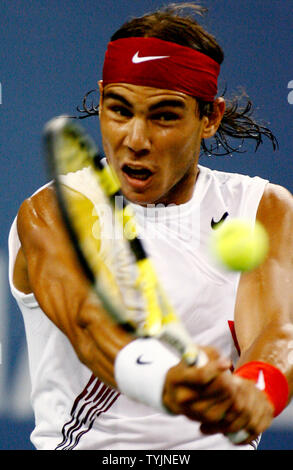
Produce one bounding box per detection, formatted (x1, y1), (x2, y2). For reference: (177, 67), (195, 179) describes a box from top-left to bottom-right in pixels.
(114, 338), (180, 412)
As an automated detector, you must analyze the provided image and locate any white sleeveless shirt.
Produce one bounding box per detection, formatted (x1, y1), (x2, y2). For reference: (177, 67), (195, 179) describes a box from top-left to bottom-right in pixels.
(8, 165), (268, 450)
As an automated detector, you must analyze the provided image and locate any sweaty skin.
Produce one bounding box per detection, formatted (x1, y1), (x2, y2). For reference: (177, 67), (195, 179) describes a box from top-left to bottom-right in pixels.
(14, 83), (293, 444)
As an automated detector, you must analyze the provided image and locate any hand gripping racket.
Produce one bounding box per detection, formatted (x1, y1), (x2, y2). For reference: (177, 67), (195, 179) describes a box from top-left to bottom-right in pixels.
(43, 115), (207, 367)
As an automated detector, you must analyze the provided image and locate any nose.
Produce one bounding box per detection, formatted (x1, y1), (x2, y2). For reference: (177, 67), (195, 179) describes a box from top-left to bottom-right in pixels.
(124, 117), (151, 155)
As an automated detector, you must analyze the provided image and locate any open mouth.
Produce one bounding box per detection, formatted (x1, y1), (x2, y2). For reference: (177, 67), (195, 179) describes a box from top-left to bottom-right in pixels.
(122, 164), (153, 181)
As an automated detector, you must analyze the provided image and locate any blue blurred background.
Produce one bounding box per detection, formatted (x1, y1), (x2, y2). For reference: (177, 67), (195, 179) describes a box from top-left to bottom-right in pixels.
(0, 0), (292, 450)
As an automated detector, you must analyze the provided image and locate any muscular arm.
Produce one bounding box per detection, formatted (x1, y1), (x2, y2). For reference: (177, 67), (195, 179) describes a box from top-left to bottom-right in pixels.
(165, 184), (293, 444)
(235, 183), (293, 388)
(195, 183), (293, 442)
(16, 185), (133, 387)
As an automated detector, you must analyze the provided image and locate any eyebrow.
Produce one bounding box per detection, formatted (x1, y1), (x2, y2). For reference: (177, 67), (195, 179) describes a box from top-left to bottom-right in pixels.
(103, 92), (131, 108)
(103, 91), (186, 111)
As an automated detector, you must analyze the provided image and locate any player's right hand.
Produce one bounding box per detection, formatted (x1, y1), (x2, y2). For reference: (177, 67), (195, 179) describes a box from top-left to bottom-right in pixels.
(162, 346), (232, 417)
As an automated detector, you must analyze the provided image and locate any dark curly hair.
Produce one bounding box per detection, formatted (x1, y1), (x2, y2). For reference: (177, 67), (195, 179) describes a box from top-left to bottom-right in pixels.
(76, 2), (278, 157)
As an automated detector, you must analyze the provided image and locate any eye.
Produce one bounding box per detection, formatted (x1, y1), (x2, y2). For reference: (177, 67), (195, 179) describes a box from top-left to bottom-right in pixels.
(110, 105), (132, 118)
(153, 111), (180, 122)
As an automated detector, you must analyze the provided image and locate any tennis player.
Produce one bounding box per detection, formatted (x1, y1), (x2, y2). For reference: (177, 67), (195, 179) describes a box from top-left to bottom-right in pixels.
(8, 4), (293, 450)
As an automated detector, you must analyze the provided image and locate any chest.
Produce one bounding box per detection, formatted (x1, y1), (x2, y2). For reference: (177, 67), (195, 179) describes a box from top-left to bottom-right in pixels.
(138, 218), (239, 356)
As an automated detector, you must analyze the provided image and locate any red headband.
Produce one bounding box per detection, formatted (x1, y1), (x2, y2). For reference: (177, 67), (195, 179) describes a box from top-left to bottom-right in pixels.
(102, 37), (220, 102)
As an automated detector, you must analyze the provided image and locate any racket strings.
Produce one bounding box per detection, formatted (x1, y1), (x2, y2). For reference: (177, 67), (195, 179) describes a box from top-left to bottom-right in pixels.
(60, 175), (149, 330)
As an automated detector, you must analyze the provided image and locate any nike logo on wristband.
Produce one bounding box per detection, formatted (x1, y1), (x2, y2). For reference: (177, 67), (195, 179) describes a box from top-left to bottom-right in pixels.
(132, 51), (170, 64)
(256, 370), (266, 391)
(136, 355), (153, 365)
(211, 211), (229, 229)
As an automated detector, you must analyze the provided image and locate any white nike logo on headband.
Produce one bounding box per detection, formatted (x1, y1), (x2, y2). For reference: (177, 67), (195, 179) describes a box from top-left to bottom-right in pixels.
(132, 51), (170, 64)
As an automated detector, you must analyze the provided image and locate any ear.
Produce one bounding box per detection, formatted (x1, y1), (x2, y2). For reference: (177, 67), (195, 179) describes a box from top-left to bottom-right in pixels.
(98, 80), (104, 112)
(201, 97), (225, 139)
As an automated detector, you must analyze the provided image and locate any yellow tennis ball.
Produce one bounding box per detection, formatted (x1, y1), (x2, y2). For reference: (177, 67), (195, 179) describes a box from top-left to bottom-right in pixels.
(210, 219), (269, 271)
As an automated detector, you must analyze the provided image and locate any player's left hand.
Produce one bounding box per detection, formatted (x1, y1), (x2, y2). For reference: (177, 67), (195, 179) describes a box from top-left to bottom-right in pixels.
(199, 374), (274, 444)
(163, 353), (274, 444)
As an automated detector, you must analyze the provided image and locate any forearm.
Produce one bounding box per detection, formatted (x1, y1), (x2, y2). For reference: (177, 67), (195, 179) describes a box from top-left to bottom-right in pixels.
(31, 254), (131, 386)
(234, 260), (293, 408)
(234, 321), (293, 419)
(234, 270), (293, 418)
(30, 265), (132, 387)
(236, 321), (293, 389)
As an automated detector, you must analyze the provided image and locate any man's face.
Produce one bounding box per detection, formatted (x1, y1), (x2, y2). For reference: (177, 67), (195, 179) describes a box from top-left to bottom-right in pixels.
(99, 82), (209, 206)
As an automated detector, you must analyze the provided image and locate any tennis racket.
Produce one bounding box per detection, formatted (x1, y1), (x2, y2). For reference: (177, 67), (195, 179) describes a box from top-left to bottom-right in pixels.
(43, 115), (207, 367)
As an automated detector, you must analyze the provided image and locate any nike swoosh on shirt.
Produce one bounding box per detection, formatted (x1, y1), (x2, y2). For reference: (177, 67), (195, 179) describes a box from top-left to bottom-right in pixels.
(211, 211), (229, 229)
(132, 51), (170, 64)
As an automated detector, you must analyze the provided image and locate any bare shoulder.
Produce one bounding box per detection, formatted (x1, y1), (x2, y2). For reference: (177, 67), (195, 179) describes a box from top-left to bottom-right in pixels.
(17, 184), (58, 231)
(257, 183), (293, 254)
(17, 184), (70, 256)
(257, 183), (293, 223)
(14, 185), (60, 293)
(257, 184), (293, 244)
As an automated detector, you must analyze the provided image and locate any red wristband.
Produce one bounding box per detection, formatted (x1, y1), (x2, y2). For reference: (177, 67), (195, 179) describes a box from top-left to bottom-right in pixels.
(234, 361), (289, 417)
